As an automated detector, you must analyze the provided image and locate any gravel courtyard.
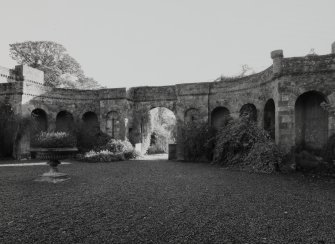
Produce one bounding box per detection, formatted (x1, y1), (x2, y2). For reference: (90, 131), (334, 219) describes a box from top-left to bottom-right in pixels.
(1, 159), (335, 243)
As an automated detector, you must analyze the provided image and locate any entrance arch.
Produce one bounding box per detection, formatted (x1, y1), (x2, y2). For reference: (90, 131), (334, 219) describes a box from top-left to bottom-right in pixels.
(295, 91), (328, 150)
(264, 99), (275, 140)
(142, 107), (177, 158)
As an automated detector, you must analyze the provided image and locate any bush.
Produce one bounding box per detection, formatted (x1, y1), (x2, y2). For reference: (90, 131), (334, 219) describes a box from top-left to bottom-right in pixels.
(77, 130), (111, 152)
(81, 150), (125, 163)
(78, 139), (140, 162)
(322, 134), (335, 163)
(182, 121), (215, 161)
(147, 128), (170, 154)
(213, 117), (283, 173)
(31, 131), (76, 148)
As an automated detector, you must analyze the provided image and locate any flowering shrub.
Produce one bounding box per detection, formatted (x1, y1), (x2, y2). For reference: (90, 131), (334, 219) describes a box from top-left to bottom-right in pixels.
(31, 131), (76, 148)
(82, 150), (125, 162)
(78, 139), (140, 162)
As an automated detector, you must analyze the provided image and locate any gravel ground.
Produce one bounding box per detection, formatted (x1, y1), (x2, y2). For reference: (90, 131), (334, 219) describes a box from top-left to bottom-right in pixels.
(0, 159), (335, 243)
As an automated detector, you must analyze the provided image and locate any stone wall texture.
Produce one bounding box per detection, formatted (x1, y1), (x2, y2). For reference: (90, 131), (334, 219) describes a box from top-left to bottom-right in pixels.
(1, 44), (335, 159)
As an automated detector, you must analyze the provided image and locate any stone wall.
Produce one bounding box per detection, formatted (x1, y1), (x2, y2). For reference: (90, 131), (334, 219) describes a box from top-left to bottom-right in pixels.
(1, 43), (335, 159)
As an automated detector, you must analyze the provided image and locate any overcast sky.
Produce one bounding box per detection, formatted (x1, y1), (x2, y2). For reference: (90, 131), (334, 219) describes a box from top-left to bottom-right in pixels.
(0, 0), (334, 88)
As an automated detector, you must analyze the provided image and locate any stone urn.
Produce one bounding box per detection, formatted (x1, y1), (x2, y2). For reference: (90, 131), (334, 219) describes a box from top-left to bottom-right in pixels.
(31, 147), (77, 183)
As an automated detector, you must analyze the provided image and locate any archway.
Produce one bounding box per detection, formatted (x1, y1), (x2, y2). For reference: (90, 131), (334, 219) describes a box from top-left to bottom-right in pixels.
(82, 111), (99, 132)
(106, 111), (118, 138)
(264, 99), (275, 139)
(184, 108), (199, 124)
(142, 107), (177, 159)
(56, 111), (74, 133)
(240, 103), (257, 121)
(211, 107), (230, 130)
(78, 111), (100, 150)
(31, 108), (48, 132)
(295, 91), (328, 150)
(0, 103), (15, 158)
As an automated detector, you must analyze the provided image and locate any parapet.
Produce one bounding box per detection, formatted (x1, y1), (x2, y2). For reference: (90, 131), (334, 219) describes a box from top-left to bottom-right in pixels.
(15, 65), (44, 84)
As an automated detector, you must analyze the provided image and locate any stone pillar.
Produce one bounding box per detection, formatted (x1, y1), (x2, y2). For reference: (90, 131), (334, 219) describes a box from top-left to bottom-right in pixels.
(276, 93), (295, 154)
(332, 42), (335, 54)
(48, 114), (56, 131)
(176, 119), (184, 161)
(271, 50), (284, 76)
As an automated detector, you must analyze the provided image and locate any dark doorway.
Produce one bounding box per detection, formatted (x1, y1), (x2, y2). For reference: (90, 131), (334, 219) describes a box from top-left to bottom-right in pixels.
(56, 111), (74, 133)
(264, 99), (275, 140)
(295, 91), (328, 150)
(211, 107), (230, 130)
(31, 108), (48, 132)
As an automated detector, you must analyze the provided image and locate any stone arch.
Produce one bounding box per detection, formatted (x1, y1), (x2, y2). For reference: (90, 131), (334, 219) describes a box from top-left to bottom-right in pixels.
(106, 111), (118, 138)
(184, 108), (199, 124)
(31, 108), (48, 132)
(239, 103), (257, 121)
(295, 91), (328, 150)
(140, 107), (177, 156)
(82, 111), (99, 132)
(56, 110), (74, 133)
(211, 106), (230, 130)
(264, 99), (275, 140)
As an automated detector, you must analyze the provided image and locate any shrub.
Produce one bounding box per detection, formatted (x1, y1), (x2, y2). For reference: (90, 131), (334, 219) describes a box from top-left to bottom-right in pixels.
(182, 121), (215, 161)
(213, 117), (283, 173)
(147, 128), (170, 154)
(82, 138), (140, 161)
(31, 131), (76, 148)
(81, 150), (125, 163)
(322, 134), (335, 163)
(77, 130), (111, 152)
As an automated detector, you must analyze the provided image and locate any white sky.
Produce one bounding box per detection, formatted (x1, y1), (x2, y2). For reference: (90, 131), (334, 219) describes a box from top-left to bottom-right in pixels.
(0, 0), (334, 88)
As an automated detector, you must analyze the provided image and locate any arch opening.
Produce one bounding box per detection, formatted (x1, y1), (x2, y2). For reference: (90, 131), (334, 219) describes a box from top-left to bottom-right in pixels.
(211, 107), (231, 130)
(295, 91), (328, 151)
(78, 111), (100, 151)
(31, 108), (48, 132)
(264, 99), (275, 140)
(82, 111), (99, 132)
(56, 111), (74, 133)
(141, 107), (177, 159)
(240, 103), (257, 122)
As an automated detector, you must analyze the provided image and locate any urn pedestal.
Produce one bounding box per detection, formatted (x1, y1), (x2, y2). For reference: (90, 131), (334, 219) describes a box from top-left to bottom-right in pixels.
(31, 148), (77, 183)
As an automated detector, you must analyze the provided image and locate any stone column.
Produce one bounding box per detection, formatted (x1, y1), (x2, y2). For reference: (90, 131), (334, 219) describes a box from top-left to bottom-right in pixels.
(276, 92), (295, 154)
(332, 41), (335, 54)
(48, 114), (56, 131)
